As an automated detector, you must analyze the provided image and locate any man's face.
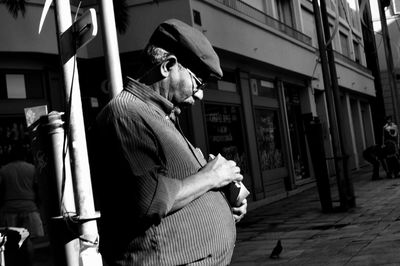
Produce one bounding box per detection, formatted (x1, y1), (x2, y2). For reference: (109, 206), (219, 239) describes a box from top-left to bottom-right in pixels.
(168, 64), (204, 107)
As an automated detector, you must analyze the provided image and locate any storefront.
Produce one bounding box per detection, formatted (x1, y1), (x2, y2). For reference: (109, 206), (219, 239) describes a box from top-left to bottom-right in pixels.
(184, 52), (316, 203)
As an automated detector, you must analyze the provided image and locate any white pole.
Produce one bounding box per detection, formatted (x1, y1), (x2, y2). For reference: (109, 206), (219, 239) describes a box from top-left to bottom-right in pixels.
(98, 0), (123, 98)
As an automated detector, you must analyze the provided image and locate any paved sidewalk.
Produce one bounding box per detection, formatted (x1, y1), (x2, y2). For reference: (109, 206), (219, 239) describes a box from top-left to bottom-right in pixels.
(231, 165), (400, 265)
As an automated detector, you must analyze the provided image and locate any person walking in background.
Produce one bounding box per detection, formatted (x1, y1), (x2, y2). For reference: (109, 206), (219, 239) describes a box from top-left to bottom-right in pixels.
(90, 19), (248, 265)
(0, 143), (44, 266)
(382, 116), (400, 178)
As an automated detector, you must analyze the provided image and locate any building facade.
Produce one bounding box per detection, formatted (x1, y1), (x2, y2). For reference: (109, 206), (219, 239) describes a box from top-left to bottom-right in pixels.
(372, 0), (400, 127)
(0, 0), (376, 207)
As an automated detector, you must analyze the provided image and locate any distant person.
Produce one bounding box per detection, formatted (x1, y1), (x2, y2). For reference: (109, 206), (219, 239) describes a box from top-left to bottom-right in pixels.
(0, 143), (44, 266)
(382, 116), (400, 178)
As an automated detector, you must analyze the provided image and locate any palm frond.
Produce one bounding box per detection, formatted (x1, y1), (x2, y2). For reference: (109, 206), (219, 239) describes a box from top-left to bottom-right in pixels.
(1, 0), (26, 18)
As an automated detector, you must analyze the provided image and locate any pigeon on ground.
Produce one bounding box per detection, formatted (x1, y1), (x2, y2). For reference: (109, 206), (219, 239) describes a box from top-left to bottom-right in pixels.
(270, 240), (283, 259)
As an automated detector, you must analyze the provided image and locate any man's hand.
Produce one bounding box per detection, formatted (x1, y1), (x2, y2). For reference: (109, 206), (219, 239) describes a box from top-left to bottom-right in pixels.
(232, 199), (247, 223)
(200, 154), (243, 189)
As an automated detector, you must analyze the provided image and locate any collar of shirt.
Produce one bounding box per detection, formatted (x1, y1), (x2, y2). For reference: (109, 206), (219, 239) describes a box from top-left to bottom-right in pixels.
(124, 77), (176, 119)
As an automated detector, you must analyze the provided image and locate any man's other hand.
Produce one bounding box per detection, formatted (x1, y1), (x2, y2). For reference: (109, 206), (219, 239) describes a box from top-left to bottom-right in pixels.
(232, 199), (247, 223)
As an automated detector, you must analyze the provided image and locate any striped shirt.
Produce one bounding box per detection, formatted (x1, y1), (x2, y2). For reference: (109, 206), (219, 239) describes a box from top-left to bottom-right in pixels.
(91, 77), (236, 265)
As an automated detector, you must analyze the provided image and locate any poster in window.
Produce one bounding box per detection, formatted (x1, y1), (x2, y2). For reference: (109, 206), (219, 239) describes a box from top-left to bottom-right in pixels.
(205, 104), (248, 173)
(254, 108), (284, 171)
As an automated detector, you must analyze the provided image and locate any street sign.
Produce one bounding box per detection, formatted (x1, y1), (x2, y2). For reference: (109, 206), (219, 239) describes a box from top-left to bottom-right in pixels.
(60, 8), (98, 65)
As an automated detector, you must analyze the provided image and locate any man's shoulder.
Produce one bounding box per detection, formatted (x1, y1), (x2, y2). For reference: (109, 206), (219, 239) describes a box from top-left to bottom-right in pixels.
(98, 91), (145, 119)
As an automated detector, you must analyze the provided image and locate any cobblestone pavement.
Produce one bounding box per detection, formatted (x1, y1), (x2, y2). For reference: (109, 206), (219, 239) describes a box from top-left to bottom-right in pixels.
(231, 166), (400, 265)
(30, 165), (400, 266)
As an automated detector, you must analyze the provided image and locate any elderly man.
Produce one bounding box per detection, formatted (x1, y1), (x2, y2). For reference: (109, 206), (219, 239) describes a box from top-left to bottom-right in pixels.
(90, 19), (247, 265)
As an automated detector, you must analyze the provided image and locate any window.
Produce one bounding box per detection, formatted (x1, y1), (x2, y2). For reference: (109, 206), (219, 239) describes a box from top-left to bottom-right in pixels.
(193, 10), (202, 26)
(241, 0), (265, 12)
(204, 104), (248, 173)
(353, 40), (361, 63)
(329, 0), (336, 11)
(6, 74), (26, 99)
(273, 0), (294, 27)
(340, 32), (350, 57)
(394, 0), (400, 14)
(285, 85), (310, 180)
(0, 71), (44, 100)
(302, 7), (317, 47)
(338, 0), (346, 19)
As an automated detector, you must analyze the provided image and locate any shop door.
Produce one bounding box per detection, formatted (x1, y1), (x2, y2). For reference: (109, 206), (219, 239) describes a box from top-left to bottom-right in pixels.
(285, 86), (310, 181)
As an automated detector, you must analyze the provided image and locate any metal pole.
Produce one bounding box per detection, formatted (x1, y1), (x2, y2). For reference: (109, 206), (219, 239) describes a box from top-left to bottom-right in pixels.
(312, 0), (349, 210)
(377, 0), (400, 123)
(53, 1), (102, 265)
(319, 0), (355, 209)
(359, 0), (386, 143)
(98, 0), (123, 98)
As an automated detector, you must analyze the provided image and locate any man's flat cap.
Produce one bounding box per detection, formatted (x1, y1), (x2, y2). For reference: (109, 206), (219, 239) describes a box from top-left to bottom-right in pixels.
(149, 19), (223, 80)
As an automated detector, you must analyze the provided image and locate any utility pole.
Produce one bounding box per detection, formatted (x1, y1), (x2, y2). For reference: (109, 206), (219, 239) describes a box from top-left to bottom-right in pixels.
(359, 0), (386, 143)
(378, 0), (400, 123)
(319, 0), (355, 209)
(312, 0), (355, 210)
(98, 0), (123, 98)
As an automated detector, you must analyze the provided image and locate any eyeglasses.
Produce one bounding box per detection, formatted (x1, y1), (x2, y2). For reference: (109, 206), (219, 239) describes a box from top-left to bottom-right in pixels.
(183, 66), (207, 94)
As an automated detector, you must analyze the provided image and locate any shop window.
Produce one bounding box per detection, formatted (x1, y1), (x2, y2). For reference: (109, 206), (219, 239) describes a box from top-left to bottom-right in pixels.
(204, 104), (248, 173)
(0, 71), (44, 100)
(250, 79), (277, 98)
(254, 108), (284, 170)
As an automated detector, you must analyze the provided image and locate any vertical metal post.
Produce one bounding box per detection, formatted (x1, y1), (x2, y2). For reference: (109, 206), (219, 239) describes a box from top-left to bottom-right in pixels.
(312, 0), (349, 210)
(378, 0), (400, 123)
(42, 112), (79, 266)
(53, 1), (102, 265)
(319, 0), (355, 209)
(98, 0), (123, 98)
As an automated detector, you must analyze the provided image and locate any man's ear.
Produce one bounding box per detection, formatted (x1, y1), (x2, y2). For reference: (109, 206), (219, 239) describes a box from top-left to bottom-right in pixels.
(160, 55), (178, 78)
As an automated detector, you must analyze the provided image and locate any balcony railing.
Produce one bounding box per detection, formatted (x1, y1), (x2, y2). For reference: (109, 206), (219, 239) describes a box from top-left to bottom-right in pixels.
(213, 0), (312, 46)
(333, 51), (372, 75)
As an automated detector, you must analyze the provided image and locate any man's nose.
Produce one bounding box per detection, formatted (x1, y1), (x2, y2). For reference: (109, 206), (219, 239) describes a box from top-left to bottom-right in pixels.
(193, 89), (203, 100)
